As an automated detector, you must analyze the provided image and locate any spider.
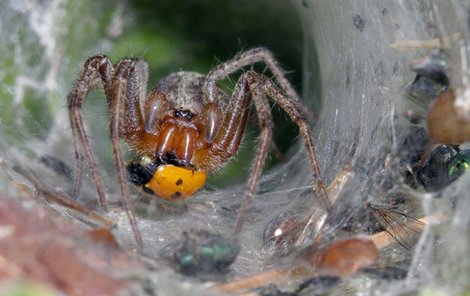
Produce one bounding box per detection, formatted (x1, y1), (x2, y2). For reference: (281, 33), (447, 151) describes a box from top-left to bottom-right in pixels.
(68, 47), (330, 247)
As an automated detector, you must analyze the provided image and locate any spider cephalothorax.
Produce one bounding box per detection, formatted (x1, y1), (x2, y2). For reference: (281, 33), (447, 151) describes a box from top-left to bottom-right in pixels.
(68, 48), (330, 246)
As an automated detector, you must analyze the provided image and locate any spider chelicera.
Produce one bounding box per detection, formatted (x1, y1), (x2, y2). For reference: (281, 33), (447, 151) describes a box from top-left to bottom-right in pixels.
(68, 47), (330, 247)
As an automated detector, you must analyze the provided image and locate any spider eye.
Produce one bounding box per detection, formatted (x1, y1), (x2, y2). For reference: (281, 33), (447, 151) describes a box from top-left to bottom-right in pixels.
(145, 165), (206, 201)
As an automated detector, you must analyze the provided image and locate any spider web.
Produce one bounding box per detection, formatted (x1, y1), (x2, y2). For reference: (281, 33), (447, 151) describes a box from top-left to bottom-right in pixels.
(1, 0), (470, 295)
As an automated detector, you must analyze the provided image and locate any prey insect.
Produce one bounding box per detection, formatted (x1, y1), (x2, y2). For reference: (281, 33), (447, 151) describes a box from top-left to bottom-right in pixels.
(68, 47), (330, 246)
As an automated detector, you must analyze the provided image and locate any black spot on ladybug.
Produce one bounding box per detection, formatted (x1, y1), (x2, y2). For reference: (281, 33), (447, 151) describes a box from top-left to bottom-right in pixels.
(176, 178), (183, 186)
(172, 192), (182, 199)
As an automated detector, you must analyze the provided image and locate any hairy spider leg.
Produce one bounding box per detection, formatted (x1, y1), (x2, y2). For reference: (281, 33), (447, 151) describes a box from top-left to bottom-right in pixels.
(204, 47), (315, 122)
(247, 72), (330, 212)
(68, 55), (114, 209)
(68, 56), (146, 247)
(109, 58), (155, 248)
(234, 71), (331, 233)
(198, 68), (330, 233)
(234, 72), (273, 234)
(191, 73), (257, 233)
(201, 49), (331, 231)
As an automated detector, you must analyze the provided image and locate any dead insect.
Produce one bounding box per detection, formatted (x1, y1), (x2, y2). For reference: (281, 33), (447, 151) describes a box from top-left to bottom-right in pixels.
(417, 144), (470, 191)
(165, 229), (239, 276)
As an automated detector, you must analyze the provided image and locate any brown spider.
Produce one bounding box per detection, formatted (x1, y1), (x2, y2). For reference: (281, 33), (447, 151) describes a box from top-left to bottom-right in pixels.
(68, 47), (330, 247)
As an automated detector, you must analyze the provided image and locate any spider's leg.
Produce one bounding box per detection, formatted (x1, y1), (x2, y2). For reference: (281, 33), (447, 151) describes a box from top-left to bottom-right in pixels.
(204, 47), (314, 121)
(246, 71), (331, 213)
(68, 55), (114, 209)
(71, 140), (83, 199)
(109, 58), (150, 248)
(195, 73), (266, 233)
(234, 75), (273, 234)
